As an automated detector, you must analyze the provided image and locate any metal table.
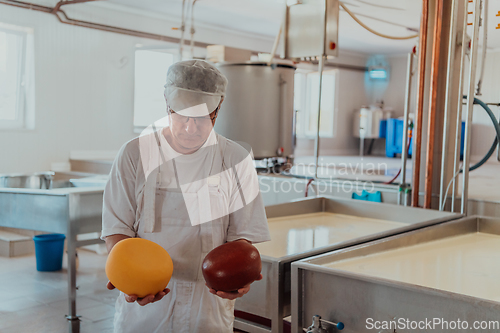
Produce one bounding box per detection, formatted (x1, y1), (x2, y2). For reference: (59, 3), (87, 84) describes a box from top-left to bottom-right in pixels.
(234, 196), (461, 333)
(292, 215), (500, 333)
(0, 172), (105, 333)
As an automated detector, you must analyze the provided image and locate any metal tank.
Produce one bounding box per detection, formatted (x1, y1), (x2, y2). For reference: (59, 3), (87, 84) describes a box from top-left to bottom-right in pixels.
(291, 215), (500, 333)
(215, 62), (296, 159)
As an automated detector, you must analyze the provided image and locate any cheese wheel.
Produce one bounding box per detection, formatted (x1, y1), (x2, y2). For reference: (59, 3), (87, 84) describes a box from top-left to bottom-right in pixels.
(106, 238), (173, 298)
(202, 241), (261, 292)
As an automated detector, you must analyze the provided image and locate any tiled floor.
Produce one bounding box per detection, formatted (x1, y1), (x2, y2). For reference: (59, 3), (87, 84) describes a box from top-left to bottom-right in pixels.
(0, 249), (117, 333)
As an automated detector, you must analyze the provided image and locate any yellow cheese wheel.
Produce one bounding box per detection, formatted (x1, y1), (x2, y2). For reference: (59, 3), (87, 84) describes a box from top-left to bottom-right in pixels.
(106, 238), (173, 298)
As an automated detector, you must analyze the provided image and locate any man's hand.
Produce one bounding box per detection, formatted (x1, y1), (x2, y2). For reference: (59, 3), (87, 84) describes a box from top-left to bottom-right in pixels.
(206, 273), (263, 300)
(107, 281), (170, 306)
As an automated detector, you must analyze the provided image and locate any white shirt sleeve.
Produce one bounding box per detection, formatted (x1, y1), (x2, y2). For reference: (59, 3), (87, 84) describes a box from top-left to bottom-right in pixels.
(101, 141), (140, 239)
(226, 152), (271, 244)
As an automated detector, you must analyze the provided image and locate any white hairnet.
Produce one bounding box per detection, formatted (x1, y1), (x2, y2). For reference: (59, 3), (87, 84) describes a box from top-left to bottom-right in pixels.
(164, 60), (228, 117)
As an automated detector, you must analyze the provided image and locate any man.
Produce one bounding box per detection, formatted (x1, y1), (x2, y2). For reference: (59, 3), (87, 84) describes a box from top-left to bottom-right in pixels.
(101, 60), (270, 332)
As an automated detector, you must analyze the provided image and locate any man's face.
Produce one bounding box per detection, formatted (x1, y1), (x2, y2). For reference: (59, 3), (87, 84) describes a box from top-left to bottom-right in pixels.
(167, 103), (219, 152)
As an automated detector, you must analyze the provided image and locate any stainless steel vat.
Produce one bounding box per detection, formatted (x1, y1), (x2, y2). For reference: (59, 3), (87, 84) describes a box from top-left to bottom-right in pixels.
(215, 62), (296, 159)
(234, 196), (461, 333)
(292, 215), (500, 333)
(0, 172), (55, 189)
(0, 171), (105, 333)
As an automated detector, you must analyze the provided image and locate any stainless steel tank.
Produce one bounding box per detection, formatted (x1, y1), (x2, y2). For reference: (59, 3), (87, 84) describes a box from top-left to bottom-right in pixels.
(215, 62), (296, 159)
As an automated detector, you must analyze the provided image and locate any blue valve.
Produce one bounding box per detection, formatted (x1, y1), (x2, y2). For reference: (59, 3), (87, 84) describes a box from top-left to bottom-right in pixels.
(307, 315), (344, 332)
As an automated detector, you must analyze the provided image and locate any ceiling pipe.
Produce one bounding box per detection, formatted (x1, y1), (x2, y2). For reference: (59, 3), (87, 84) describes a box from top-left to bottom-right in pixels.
(51, 0), (100, 14)
(411, 0), (430, 207)
(0, 0), (212, 48)
(0, 0), (52, 13)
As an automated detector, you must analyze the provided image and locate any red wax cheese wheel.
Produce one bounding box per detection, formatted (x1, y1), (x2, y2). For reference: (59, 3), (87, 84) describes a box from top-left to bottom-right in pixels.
(105, 238), (173, 298)
(202, 241), (262, 292)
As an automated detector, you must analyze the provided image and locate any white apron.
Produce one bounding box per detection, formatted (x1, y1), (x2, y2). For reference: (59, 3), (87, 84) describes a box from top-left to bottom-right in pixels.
(113, 130), (235, 333)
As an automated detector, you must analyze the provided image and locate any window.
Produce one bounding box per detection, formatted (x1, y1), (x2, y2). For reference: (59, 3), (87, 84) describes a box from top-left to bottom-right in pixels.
(133, 49), (176, 131)
(294, 69), (337, 138)
(0, 23), (35, 129)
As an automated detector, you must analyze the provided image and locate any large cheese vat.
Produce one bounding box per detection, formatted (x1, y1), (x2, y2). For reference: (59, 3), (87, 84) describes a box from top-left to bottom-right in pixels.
(291, 215), (500, 333)
(215, 62), (296, 159)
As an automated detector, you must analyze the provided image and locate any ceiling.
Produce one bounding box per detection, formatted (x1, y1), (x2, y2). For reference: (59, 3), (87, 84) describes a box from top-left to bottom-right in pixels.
(106, 0), (423, 54)
(27, 0), (500, 55)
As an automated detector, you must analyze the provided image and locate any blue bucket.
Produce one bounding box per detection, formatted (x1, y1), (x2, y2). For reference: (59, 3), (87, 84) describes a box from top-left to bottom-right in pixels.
(33, 234), (66, 271)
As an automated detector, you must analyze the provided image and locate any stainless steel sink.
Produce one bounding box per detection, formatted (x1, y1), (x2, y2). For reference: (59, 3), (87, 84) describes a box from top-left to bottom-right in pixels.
(0, 170), (105, 333)
(0, 172), (55, 189)
(0, 171), (107, 190)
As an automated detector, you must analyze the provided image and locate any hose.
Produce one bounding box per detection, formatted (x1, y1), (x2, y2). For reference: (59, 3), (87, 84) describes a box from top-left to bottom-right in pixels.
(441, 97), (500, 209)
(339, 2), (418, 40)
(384, 126), (412, 184)
(461, 96), (500, 172)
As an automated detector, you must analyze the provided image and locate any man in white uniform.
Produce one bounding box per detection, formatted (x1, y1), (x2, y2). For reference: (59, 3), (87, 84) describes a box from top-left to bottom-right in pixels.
(102, 60), (270, 333)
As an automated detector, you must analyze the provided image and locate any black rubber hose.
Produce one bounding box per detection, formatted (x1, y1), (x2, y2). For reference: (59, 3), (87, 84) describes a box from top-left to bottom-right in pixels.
(461, 97), (500, 172)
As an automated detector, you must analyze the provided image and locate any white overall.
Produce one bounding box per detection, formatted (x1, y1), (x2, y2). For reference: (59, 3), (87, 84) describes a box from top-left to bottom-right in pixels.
(113, 130), (235, 333)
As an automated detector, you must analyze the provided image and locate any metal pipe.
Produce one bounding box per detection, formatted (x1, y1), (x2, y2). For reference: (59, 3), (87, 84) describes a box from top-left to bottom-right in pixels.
(359, 134), (364, 157)
(451, 0), (469, 212)
(0, 0), (212, 48)
(461, 0), (482, 215)
(267, 26), (283, 67)
(179, 0), (187, 59)
(0, 0), (52, 12)
(189, 0), (198, 59)
(424, 0), (445, 209)
(476, 0), (488, 95)
(439, 0), (460, 211)
(66, 196), (79, 332)
(278, 74), (287, 157)
(400, 52), (414, 205)
(281, 4), (289, 61)
(51, 0), (100, 14)
(307, 60), (368, 72)
(411, 0), (430, 207)
(314, 55), (325, 179)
